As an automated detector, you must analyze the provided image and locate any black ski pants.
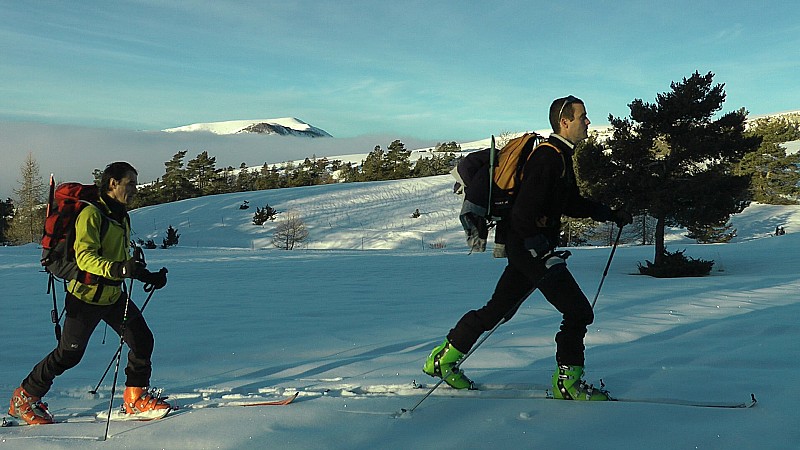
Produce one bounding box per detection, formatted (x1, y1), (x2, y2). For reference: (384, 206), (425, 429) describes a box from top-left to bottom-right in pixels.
(22, 292), (154, 398)
(447, 232), (594, 367)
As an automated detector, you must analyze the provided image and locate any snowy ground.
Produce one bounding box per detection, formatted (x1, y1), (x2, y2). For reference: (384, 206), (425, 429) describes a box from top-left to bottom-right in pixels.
(1, 175), (799, 449)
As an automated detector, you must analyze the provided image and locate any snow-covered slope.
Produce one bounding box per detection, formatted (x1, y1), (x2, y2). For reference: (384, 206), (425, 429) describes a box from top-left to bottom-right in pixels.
(127, 175), (800, 251)
(1, 177), (799, 449)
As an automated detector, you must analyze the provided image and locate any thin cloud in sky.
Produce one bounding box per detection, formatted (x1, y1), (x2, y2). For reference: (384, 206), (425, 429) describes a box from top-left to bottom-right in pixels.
(2, 2), (795, 132)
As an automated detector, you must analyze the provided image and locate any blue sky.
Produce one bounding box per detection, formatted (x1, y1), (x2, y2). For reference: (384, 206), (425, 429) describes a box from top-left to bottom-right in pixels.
(2, 0), (799, 141)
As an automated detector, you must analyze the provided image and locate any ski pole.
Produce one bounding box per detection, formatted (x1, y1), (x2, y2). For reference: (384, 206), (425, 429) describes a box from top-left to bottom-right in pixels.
(400, 287), (537, 416)
(89, 285), (157, 395)
(591, 226), (623, 309)
(103, 280), (132, 441)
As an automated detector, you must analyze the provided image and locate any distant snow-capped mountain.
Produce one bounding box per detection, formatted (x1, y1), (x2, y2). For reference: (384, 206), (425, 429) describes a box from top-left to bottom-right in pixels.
(162, 117), (332, 138)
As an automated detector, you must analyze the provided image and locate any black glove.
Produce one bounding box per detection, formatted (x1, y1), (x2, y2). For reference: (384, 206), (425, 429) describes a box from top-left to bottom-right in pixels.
(111, 259), (146, 279)
(524, 235), (553, 259)
(137, 267), (168, 290)
(610, 209), (633, 228)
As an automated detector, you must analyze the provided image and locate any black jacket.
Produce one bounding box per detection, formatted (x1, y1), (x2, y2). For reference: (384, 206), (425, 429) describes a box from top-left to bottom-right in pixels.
(511, 135), (611, 250)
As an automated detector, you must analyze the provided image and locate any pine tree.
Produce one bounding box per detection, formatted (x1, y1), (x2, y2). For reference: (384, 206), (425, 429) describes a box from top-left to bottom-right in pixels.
(360, 146), (386, 181)
(213, 166), (236, 194)
(686, 219), (736, 243)
(8, 153), (46, 244)
(292, 158), (316, 187)
(413, 152), (458, 177)
(256, 164), (281, 190)
(576, 71), (760, 266)
(236, 163), (257, 192)
(0, 197), (14, 244)
(338, 162), (361, 183)
(559, 217), (595, 246)
(186, 151), (218, 195)
(161, 225), (180, 248)
(253, 204), (279, 226)
(130, 181), (162, 209)
(385, 140), (412, 180)
(736, 117), (800, 204)
(161, 151), (197, 202)
(629, 214), (658, 246)
(434, 141), (461, 153)
(252, 207), (268, 225)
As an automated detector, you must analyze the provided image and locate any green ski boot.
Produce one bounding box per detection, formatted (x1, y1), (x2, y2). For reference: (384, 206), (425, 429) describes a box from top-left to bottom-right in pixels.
(422, 340), (474, 389)
(551, 364), (610, 401)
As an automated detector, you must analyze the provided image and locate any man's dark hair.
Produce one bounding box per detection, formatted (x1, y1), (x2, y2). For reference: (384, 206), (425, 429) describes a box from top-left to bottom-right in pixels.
(100, 161), (138, 192)
(549, 95), (584, 133)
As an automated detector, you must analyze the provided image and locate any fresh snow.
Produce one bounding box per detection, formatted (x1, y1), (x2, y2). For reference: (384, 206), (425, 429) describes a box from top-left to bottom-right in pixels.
(1, 175), (799, 449)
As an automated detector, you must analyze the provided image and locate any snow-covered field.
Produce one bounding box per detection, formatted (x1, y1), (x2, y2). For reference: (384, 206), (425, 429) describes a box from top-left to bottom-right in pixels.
(1, 175), (799, 449)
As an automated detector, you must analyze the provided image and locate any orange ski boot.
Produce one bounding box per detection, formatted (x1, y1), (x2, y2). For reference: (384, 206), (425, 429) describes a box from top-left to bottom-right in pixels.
(8, 386), (55, 425)
(122, 387), (171, 419)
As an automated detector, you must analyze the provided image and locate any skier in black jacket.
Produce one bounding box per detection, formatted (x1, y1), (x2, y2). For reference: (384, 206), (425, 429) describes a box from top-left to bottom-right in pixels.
(423, 96), (632, 400)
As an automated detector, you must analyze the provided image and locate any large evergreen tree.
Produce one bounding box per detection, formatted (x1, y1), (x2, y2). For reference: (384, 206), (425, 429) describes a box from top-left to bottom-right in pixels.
(130, 181), (162, 209)
(256, 164), (282, 190)
(161, 150), (197, 202)
(385, 140), (412, 180)
(359, 146), (386, 181)
(735, 116), (800, 204)
(576, 71), (759, 265)
(186, 151), (219, 195)
(236, 163), (257, 191)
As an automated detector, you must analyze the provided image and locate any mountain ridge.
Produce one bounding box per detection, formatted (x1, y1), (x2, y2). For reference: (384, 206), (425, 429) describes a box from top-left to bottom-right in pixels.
(162, 117), (332, 138)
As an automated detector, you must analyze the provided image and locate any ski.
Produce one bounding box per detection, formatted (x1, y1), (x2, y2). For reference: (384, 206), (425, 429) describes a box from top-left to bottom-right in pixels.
(1, 414), (125, 427)
(98, 407), (171, 421)
(608, 393), (758, 409)
(240, 381), (755, 409)
(174, 392), (298, 410)
(378, 381), (756, 411)
(2, 409), (171, 427)
(411, 382), (757, 409)
(1, 392), (298, 426)
(239, 392), (298, 406)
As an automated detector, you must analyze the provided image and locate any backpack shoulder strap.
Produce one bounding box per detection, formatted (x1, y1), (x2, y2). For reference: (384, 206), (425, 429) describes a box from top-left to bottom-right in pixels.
(78, 201), (115, 247)
(529, 142), (566, 178)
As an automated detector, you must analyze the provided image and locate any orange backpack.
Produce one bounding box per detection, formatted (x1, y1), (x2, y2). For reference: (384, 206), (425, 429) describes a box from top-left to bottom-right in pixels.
(454, 133), (563, 254)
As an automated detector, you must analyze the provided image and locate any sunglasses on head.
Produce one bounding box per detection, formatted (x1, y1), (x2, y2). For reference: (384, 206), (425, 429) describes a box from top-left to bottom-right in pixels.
(558, 95), (579, 120)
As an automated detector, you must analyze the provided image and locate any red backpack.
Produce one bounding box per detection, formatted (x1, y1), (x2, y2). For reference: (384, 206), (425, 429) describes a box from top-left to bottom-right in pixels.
(41, 179), (106, 284)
